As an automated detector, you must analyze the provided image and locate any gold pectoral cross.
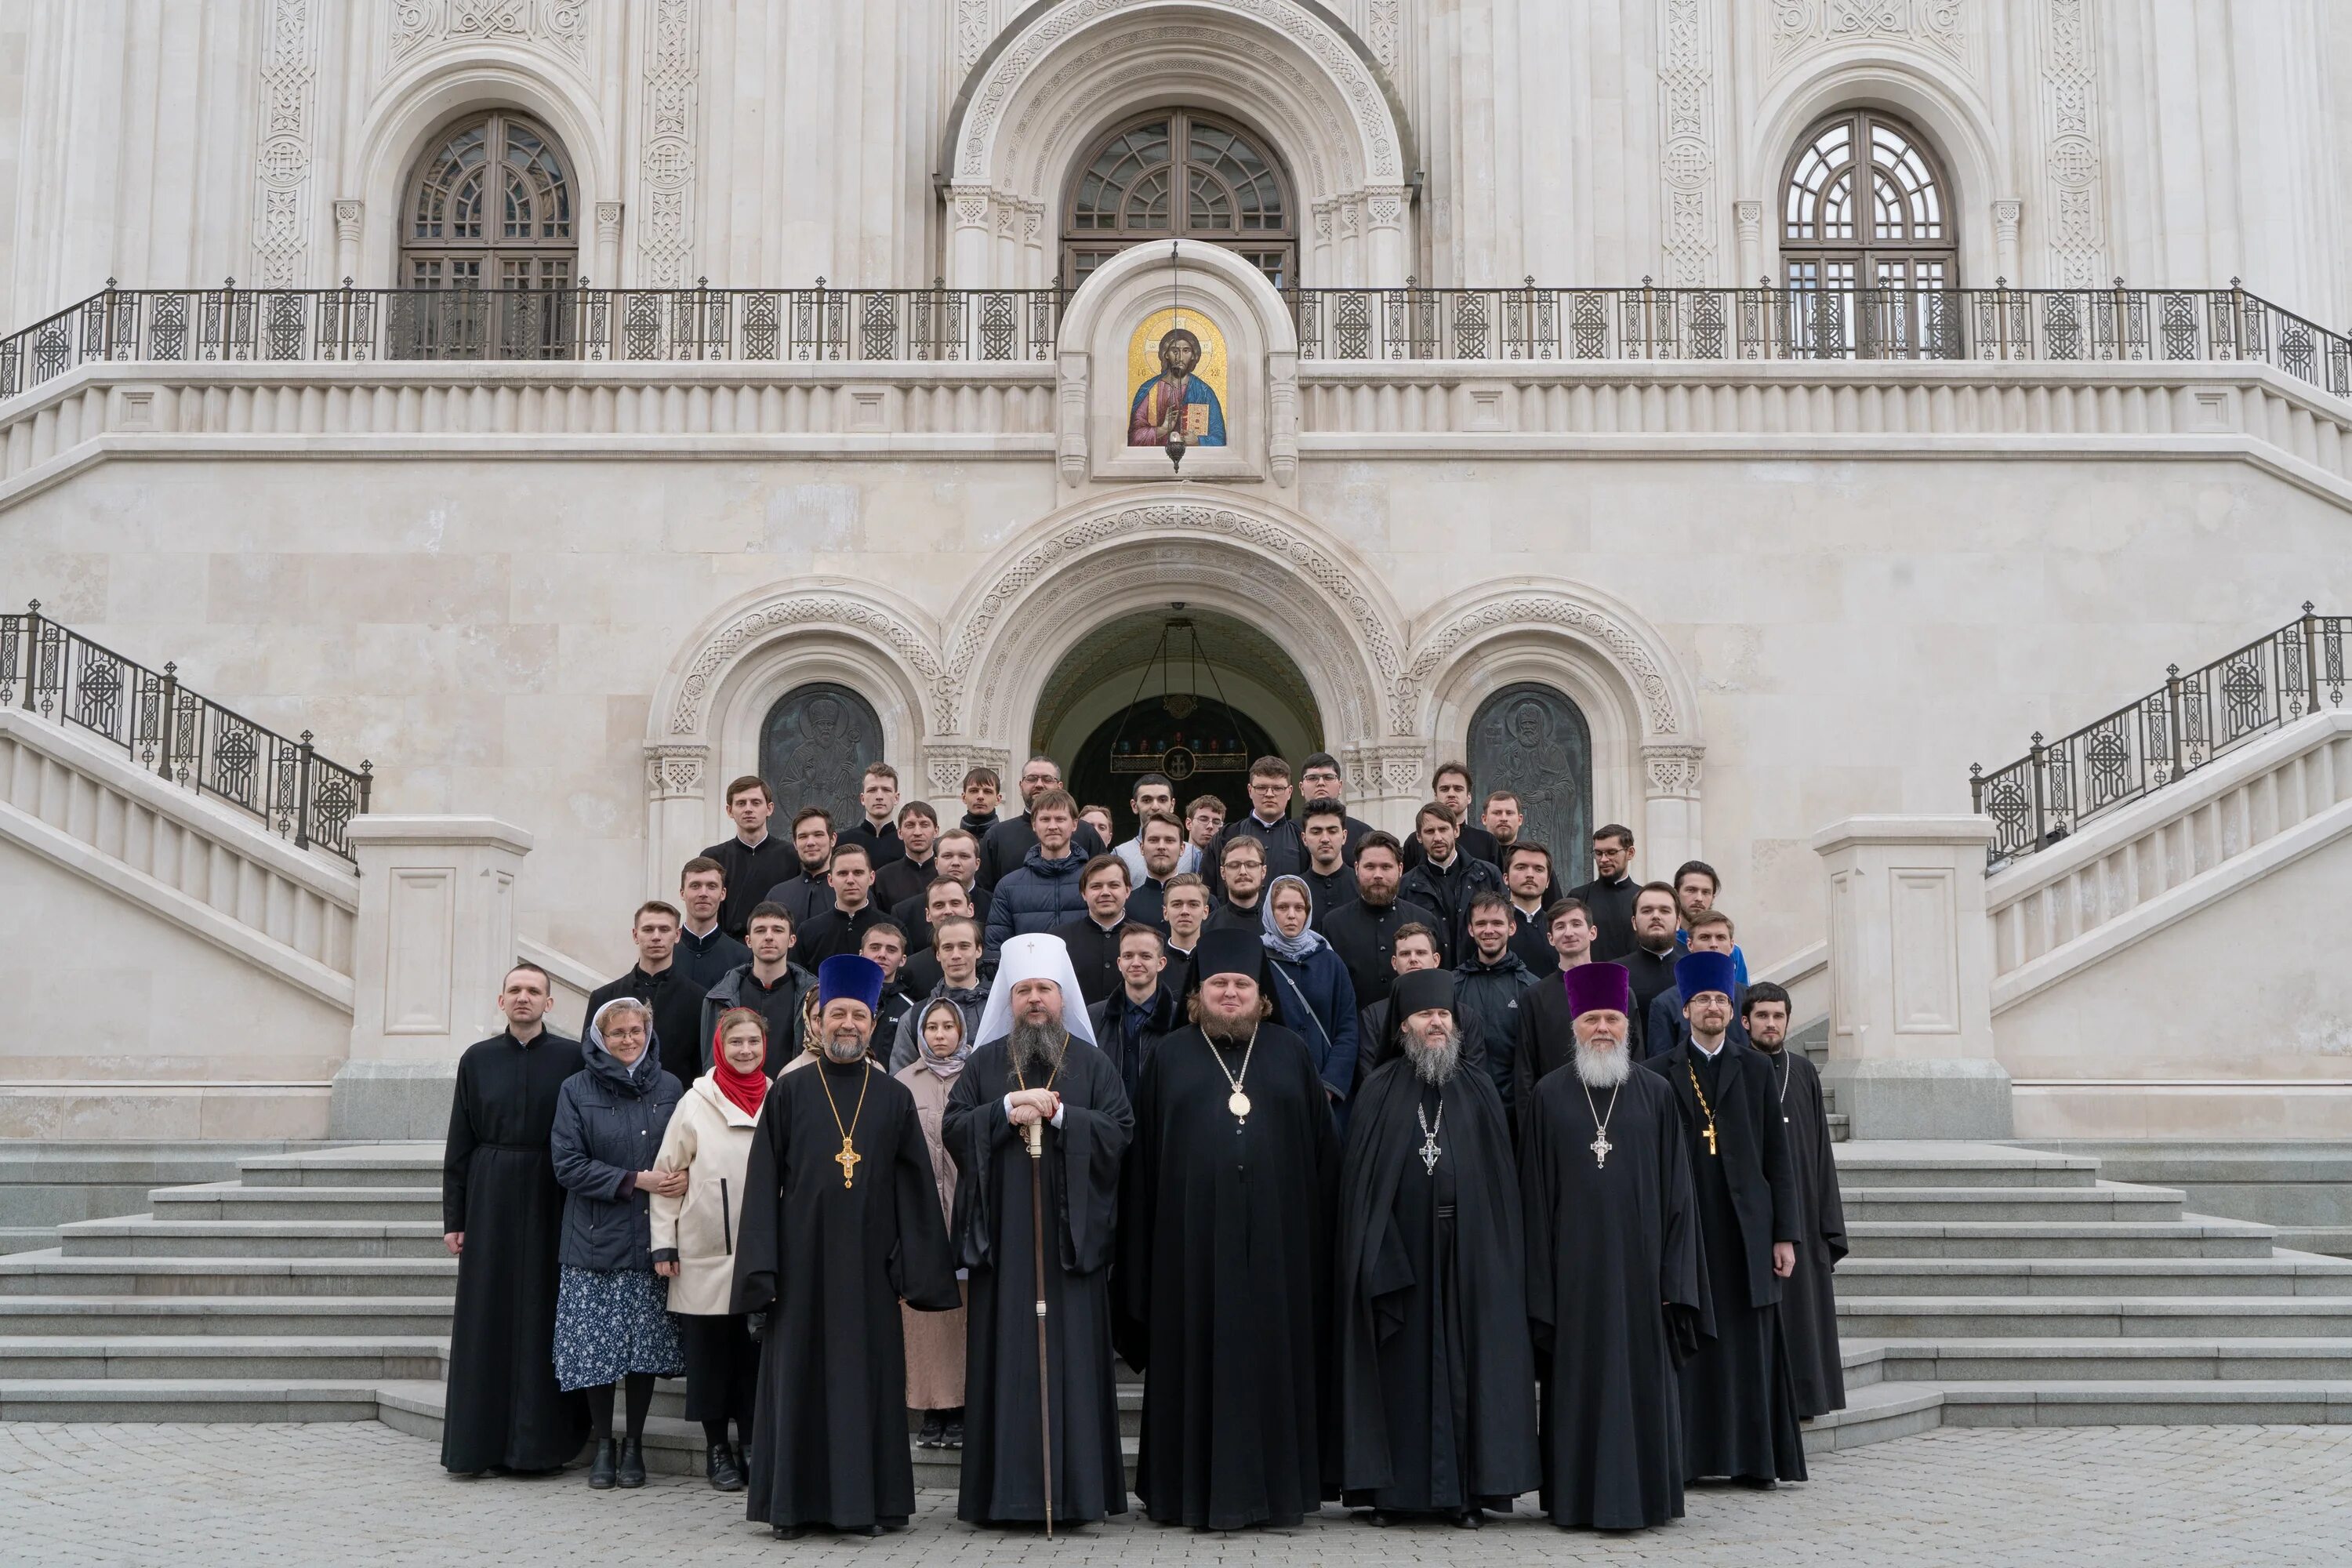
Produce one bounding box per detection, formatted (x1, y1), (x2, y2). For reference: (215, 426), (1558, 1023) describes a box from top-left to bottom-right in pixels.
(835, 1136), (862, 1188)
(1703, 1123), (1718, 1157)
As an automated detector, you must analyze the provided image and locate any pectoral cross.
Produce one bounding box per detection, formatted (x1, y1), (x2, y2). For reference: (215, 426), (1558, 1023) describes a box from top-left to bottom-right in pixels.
(1419, 1126), (1443, 1176)
(835, 1136), (862, 1188)
(1589, 1129), (1613, 1169)
(1703, 1124), (1718, 1157)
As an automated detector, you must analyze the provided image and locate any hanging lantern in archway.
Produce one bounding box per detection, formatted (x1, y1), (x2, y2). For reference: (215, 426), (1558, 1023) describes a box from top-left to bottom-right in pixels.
(1107, 616), (1251, 781)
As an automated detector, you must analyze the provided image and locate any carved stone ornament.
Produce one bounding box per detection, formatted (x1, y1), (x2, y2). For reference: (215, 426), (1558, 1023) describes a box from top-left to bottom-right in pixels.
(668, 592), (944, 739)
(1643, 744), (1707, 797)
(251, 0), (320, 287)
(645, 742), (707, 800)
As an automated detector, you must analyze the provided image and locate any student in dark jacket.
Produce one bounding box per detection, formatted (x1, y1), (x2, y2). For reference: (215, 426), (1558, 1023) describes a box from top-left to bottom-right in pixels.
(1051, 855), (1137, 1006)
(794, 843), (891, 964)
(701, 775), (800, 939)
(1619, 880), (1687, 1027)
(1295, 752), (1377, 861)
(1295, 798), (1359, 915)
(835, 762), (907, 873)
(674, 858), (753, 991)
(696, 900), (810, 1076)
(582, 901), (709, 1092)
(550, 999), (687, 1490)
(1206, 834), (1271, 932)
(982, 789), (1091, 955)
(871, 800), (941, 911)
(1320, 831), (1450, 1006)
(976, 757), (1105, 892)
(1453, 891), (1537, 1112)
(889, 829), (989, 954)
(1351, 921), (1456, 1087)
(1398, 802), (1504, 945)
(956, 764), (1004, 841)
(1203, 756), (1305, 898)
(758, 806), (840, 930)
(1085, 922), (1181, 1103)
(1400, 760), (1501, 873)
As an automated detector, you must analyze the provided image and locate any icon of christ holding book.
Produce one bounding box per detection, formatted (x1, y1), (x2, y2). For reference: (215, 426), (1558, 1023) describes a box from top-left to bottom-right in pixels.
(1128, 327), (1227, 447)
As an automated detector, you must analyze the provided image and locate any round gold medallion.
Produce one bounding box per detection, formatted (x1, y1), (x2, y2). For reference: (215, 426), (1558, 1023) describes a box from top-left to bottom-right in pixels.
(1228, 1091), (1252, 1119)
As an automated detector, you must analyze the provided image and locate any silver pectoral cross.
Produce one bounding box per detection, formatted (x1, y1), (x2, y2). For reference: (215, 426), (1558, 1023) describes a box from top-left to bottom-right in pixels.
(1419, 1127), (1443, 1176)
(1590, 1129), (1613, 1169)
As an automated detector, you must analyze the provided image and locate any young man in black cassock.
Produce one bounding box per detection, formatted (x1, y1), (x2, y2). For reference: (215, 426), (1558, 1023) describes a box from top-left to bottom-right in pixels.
(1744, 981), (1848, 1419)
(1643, 949), (1806, 1488)
(730, 955), (960, 1538)
(1521, 962), (1703, 1530)
(1114, 930), (1341, 1531)
(1335, 969), (1538, 1527)
(441, 963), (591, 1475)
(942, 934), (1134, 1526)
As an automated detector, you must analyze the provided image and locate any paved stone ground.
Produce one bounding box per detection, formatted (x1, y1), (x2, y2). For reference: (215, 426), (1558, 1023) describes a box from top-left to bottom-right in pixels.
(0, 1422), (2347, 1566)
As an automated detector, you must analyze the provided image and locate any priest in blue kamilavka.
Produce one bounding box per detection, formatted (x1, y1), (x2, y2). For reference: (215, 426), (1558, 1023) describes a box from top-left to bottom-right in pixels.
(731, 954), (960, 1538)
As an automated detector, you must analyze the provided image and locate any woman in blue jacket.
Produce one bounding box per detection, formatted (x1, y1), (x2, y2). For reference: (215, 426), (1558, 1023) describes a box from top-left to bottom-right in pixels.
(551, 997), (687, 1490)
(1260, 875), (1359, 1128)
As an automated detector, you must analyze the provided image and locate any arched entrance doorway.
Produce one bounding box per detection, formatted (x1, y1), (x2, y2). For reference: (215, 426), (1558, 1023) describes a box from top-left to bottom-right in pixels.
(1031, 608), (1323, 840)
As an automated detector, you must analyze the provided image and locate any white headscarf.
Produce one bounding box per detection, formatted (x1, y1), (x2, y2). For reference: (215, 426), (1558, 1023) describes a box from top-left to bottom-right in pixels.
(972, 933), (1099, 1050)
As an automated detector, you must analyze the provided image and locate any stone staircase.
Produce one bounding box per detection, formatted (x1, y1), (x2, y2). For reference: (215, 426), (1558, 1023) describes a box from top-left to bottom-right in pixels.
(2020, 1141), (2352, 1260)
(4, 1138), (2347, 1477)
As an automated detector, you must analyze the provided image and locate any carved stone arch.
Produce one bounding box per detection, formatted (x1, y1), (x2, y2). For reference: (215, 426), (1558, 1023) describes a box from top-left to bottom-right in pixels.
(941, 490), (1414, 815)
(1405, 581), (1706, 873)
(1744, 53), (2008, 288)
(938, 0), (1415, 288)
(642, 583), (946, 895)
(351, 54), (616, 286)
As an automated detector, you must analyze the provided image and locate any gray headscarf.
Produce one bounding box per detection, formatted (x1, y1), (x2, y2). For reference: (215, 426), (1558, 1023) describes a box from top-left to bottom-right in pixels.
(1259, 874), (1329, 963)
(909, 996), (971, 1080)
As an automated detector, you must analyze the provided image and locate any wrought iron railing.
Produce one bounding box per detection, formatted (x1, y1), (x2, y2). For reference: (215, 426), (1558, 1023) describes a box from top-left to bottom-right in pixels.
(0, 278), (1062, 394)
(1972, 606), (2348, 869)
(1, 601), (371, 862)
(1287, 278), (2352, 397)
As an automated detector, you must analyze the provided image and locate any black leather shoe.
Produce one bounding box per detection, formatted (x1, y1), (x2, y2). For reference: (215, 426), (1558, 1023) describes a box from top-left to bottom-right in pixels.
(1453, 1508), (1484, 1529)
(616, 1438), (647, 1489)
(916, 1412), (944, 1448)
(731, 1440), (750, 1484)
(587, 1439), (616, 1490)
(773, 1524), (810, 1541)
(707, 1442), (745, 1492)
(941, 1418), (964, 1449)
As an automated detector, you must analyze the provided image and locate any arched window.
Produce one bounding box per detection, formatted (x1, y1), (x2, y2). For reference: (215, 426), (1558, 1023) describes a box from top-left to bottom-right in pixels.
(1062, 111), (1295, 292)
(404, 111), (577, 289)
(1781, 108), (1955, 292)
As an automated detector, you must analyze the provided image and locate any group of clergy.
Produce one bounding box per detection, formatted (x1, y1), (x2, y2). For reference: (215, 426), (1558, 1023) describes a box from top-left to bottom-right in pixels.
(441, 920), (1844, 1538)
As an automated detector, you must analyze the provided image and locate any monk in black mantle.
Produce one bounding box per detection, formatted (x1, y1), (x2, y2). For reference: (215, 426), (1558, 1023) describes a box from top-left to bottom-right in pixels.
(731, 955), (960, 1538)
(1744, 981), (1847, 1419)
(1334, 968), (1537, 1526)
(942, 933), (1134, 1526)
(1644, 949), (1806, 1487)
(1521, 960), (1703, 1530)
(441, 962), (591, 1476)
(1114, 929), (1340, 1530)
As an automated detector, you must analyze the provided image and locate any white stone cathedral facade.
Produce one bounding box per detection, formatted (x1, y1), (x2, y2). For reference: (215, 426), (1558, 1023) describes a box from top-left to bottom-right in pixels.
(2, 0), (2350, 1142)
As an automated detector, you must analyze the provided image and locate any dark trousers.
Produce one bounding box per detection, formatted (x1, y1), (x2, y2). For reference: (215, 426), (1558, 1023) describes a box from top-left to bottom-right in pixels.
(677, 1312), (760, 1430)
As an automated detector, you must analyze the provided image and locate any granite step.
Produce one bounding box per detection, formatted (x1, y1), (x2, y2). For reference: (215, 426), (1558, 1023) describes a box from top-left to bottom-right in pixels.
(1836, 1255), (2352, 1299)
(1842, 1183), (2186, 1225)
(1843, 1218), (2280, 1259)
(1798, 1380), (1943, 1452)
(235, 1147), (441, 1189)
(0, 1336), (448, 1381)
(58, 1218), (450, 1260)
(2278, 1225), (2352, 1259)
(150, 1182), (441, 1225)
(0, 1251), (457, 1297)
(1831, 1144), (2100, 1190)
(1838, 1295), (2352, 1339)
(0, 1297), (455, 1337)
(1861, 1336), (2352, 1381)
(1929, 1378), (2352, 1426)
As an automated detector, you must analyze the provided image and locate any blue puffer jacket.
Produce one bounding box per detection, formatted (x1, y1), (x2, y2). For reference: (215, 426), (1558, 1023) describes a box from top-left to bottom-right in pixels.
(550, 1023), (684, 1274)
(983, 842), (1090, 956)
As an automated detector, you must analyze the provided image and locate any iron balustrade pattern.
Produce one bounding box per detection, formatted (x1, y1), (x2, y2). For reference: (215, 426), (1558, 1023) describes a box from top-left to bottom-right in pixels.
(1, 603), (372, 862)
(1971, 607), (2348, 870)
(5, 279), (2352, 397)
(0, 281), (1062, 387)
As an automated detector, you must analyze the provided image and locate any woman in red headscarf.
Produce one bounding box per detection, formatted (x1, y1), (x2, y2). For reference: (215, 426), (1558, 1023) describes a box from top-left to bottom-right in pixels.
(650, 1005), (772, 1493)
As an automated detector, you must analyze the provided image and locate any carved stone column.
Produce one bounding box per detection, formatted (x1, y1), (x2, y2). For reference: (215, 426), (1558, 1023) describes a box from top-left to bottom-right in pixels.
(1363, 185), (1409, 287)
(947, 184), (993, 288)
(1733, 199), (1763, 287)
(595, 201), (625, 287)
(1640, 742), (1704, 879)
(1267, 347), (1298, 486)
(1056, 348), (1090, 485)
(332, 201), (363, 285)
(1345, 741), (1429, 837)
(1991, 198), (2022, 285)
(644, 742), (710, 900)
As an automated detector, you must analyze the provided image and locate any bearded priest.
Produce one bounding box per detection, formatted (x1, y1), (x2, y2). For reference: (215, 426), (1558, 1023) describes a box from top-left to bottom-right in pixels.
(942, 934), (1134, 1528)
(1334, 967), (1539, 1527)
(1114, 928), (1341, 1531)
(1521, 960), (1704, 1530)
(731, 954), (960, 1539)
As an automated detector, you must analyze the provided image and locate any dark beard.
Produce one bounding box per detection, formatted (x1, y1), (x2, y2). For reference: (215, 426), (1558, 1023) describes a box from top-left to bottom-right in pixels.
(1200, 1013), (1255, 1046)
(1010, 1020), (1066, 1081)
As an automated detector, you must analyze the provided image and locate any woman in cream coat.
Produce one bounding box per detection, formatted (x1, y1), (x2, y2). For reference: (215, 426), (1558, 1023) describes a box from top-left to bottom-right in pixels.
(652, 1005), (769, 1494)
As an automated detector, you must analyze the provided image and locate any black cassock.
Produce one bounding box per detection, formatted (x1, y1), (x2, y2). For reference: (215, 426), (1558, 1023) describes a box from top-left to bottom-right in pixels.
(1521, 1064), (1703, 1529)
(942, 1038), (1134, 1525)
(730, 1055), (960, 1530)
(1645, 1040), (1807, 1485)
(440, 1029), (590, 1474)
(1769, 1047), (1849, 1417)
(1334, 1056), (1538, 1515)
(1114, 1022), (1340, 1530)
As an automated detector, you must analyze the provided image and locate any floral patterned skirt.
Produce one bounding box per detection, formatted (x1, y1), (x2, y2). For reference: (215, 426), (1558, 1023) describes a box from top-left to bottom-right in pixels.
(553, 1265), (685, 1391)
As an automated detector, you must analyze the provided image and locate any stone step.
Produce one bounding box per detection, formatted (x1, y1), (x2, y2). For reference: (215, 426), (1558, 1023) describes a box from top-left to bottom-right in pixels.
(2278, 1225), (2352, 1260)
(1842, 1183), (2186, 1224)
(1798, 1380), (1943, 1453)
(1827, 1112), (1849, 1144)
(0, 1250), (456, 1297)
(1863, 1337), (2352, 1382)
(1836, 1256), (2352, 1299)
(58, 1217), (451, 1260)
(236, 1147), (441, 1189)
(1844, 1218), (2279, 1260)
(150, 1182), (441, 1225)
(0, 1377), (395, 1422)
(1839, 1295), (2352, 1339)
(1832, 1143), (2100, 1190)
(0, 1297), (454, 1337)
(0, 1336), (448, 1381)
(1931, 1379), (2352, 1427)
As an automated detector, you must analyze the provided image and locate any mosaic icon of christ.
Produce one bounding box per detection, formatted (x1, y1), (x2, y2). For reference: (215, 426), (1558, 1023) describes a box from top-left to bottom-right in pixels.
(1128, 327), (1227, 447)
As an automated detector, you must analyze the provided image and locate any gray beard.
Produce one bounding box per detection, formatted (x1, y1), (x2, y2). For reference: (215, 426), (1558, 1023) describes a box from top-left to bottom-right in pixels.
(1200, 1013), (1254, 1047)
(1573, 1041), (1633, 1088)
(1404, 1027), (1462, 1087)
(1010, 1020), (1065, 1080)
(821, 1029), (869, 1065)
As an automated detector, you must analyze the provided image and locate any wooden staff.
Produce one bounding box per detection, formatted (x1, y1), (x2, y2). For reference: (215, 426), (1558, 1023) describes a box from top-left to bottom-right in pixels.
(1025, 1117), (1054, 1539)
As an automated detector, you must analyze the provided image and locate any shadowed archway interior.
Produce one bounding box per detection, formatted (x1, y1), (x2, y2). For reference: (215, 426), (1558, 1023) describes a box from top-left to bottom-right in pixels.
(1032, 608), (1324, 839)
